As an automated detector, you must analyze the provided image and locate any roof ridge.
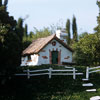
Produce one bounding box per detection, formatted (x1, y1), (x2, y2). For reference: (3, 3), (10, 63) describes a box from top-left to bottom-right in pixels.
(22, 33), (73, 55)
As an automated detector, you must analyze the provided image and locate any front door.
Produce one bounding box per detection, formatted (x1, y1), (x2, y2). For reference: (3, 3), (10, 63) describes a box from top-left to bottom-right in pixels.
(52, 51), (58, 64)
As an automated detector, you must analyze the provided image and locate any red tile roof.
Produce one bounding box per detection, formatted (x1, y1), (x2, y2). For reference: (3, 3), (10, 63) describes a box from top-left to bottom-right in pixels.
(22, 34), (73, 55)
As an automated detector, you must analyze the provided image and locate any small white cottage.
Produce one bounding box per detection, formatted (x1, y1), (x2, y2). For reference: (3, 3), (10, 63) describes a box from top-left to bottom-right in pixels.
(21, 30), (73, 66)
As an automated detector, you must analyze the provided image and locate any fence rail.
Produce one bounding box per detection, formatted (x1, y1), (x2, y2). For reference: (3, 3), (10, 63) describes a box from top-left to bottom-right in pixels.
(86, 66), (100, 79)
(15, 67), (83, 79)
(23, 69), (49, 73)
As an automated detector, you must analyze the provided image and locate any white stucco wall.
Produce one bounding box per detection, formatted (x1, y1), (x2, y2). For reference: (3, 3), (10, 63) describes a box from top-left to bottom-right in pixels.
(21, 54), (39, 66)
(21, 39), (72, 66)
(38, 39), (72, 65)
(21, 56), (28, 66)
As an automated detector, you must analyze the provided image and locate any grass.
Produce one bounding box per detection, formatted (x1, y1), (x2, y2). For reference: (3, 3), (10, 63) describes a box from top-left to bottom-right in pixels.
(0, 65), (100, 100)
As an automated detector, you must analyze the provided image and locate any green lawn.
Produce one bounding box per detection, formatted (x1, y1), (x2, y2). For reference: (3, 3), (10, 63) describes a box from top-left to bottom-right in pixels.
(0, 66), (100, 100)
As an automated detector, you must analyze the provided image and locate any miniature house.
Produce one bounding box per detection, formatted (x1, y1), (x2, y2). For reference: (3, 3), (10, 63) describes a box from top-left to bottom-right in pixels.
(21, 30), (73, 66)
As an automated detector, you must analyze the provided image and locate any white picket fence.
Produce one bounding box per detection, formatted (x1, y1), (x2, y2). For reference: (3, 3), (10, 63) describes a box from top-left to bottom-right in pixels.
(86, 66), (100, 79)
(15, 67), (83, 79)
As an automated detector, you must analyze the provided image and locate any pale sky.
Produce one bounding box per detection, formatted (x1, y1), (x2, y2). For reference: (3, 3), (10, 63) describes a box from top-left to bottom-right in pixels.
(8, 0), (98, 34)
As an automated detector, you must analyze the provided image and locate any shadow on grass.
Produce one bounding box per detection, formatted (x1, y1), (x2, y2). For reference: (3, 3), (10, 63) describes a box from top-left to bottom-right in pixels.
(14, 74), (84, 100)
(0, 66), (100, 100)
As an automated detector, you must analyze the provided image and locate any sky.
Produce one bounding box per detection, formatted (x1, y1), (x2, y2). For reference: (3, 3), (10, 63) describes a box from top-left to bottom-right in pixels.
(8, 0), (98, 34)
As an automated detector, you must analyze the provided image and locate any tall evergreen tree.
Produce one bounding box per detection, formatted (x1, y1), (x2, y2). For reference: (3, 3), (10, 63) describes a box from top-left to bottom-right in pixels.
(0, 0), (8, 10)
(23, 24), (28, 45)
(23, 24), (30, 50)
(29, 31), (34, 38)
(24, 24), (28, 37)
(72, 15), (78, 42)
(66, 19), (71, 45)
(16, 18), (24, 42)
(4, 0), (8, 6)
(0, 0), (2, 6)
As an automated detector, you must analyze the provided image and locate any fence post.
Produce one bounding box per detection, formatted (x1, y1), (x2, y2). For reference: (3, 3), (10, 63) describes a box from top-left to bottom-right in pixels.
(73, 68), (76, 79)
(49, 67), (52, 79)
(27, 69), (30, 79)
(86, 67), (89, 79)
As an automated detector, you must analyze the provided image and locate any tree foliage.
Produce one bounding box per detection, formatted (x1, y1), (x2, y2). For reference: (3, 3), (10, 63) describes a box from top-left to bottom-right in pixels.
(24, 24), (28, 37)
(72, 1), (100, 66)
(4, 0), (8, 7)
(22, 27), (51, 50)
(0, 0), (21, 81)
(78, 32), (88, 40)
(28, 27), (51, 40)
(0, 0), (2, 6)
(72, 15), (78, 42)
(66, 19), (71, 45)
(72, 34), (100, 66)
(16, 18), (24, 42)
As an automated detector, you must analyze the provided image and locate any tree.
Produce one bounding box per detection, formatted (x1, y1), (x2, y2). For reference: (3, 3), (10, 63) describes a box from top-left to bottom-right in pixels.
(22, 27), (51, 49)
(16, 18), (24, 42)
(72, 15), (78, 42)
(66, 19), (71, 45)
(72, 34), (99, 66)
(0, 0), (2, 6)
(4, 0), (8, 7)
(94, 1), (100, 41)
(0, 0), (8, 10)
(24, 24), (28, 37)
(23, 24), (28, 46)
(28, 27), (51, 40)
(78, 32), (88, 40)
(0, 0), (21, 84)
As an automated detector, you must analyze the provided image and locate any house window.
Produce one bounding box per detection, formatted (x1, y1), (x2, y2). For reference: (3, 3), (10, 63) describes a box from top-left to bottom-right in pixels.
(27, 55), (31, 60)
